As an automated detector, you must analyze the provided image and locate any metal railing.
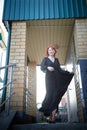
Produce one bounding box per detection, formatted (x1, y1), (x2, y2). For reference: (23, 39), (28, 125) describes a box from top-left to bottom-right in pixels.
(0, 63), (16, 115)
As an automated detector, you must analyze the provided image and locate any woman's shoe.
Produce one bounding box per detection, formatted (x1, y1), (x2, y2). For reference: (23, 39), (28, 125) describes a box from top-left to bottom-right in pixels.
(46, 112), (56, 123)
(48, 120), (56, 123)
(46, 118), (56, 123)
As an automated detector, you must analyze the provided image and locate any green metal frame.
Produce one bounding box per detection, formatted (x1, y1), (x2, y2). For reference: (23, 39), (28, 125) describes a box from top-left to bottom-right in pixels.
(1, 22), (12, 111)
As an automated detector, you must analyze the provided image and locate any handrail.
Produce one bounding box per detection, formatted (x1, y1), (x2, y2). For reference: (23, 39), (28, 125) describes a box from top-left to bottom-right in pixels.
(0, 92), (15, 108)
(26, 88), (32, 95)
(0, 63), (16, 115)
(0, 63), (16, 70)
(0, 79), (16, 91)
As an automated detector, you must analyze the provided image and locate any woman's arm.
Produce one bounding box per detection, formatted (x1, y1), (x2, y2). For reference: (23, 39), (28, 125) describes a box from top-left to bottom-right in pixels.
(40, 57), (47, 72)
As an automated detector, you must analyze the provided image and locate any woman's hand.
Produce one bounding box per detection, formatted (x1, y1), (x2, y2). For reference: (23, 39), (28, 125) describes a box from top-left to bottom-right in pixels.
(47, 66), (55, 71)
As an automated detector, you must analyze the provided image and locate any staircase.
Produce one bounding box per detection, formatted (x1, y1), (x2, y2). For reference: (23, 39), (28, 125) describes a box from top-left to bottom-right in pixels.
(0, 110), (16, 130)
(0, 110), (36, 130)
(0, 64), (87, 130)
(0, 110), (87, 130)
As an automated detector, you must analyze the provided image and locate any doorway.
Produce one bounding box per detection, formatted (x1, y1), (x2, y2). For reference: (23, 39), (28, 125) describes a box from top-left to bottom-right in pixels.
(26, 19), (78, 122)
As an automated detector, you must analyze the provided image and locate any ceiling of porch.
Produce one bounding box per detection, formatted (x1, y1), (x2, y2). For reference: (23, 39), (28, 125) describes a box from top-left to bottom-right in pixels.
(26, 19), (74, 65)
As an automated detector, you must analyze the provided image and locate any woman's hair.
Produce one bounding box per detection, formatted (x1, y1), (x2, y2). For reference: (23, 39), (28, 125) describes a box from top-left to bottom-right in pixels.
(46, 45), (57, 57)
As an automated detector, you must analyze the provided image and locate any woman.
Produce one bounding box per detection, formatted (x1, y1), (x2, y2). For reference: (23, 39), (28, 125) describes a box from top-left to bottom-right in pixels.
(39, 45), (74, 123)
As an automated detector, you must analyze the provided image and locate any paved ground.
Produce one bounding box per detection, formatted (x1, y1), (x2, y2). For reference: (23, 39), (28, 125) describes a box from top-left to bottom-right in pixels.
(11, 122), (87, 130)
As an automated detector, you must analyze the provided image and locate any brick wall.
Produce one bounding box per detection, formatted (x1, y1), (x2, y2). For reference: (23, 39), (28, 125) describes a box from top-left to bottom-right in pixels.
(8, 21), (37, 116)
(27, 62), (36, 116)
(74, 19), (87, 59)
(9, 21), (27, 112)
(66, 38), (79, 122)
(74, 19), (87, 122)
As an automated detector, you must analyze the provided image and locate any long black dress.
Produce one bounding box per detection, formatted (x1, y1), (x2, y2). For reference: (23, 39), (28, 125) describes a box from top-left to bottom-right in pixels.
(39, 57), (74, 117)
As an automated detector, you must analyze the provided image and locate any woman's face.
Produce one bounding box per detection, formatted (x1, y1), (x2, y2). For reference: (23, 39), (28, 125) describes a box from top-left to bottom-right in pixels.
(48, 47), (55, 56)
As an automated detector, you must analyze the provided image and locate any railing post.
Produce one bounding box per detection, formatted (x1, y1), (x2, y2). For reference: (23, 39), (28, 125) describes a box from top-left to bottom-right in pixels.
(7, 66), (13, 115)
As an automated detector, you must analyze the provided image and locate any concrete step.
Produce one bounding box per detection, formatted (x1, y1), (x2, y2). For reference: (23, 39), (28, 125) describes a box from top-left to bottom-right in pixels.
(0, 110), (16, 130)
(11, 123), (87, 130)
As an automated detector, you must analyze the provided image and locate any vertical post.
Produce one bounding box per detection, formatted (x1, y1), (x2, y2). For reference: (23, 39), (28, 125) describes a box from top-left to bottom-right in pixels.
(66, 90), (71, 122)
(7, 66), (13, 115)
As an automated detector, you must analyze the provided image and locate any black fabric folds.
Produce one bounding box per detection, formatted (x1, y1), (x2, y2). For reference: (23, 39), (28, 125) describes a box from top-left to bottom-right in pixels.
(39, 57), (74, 116)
